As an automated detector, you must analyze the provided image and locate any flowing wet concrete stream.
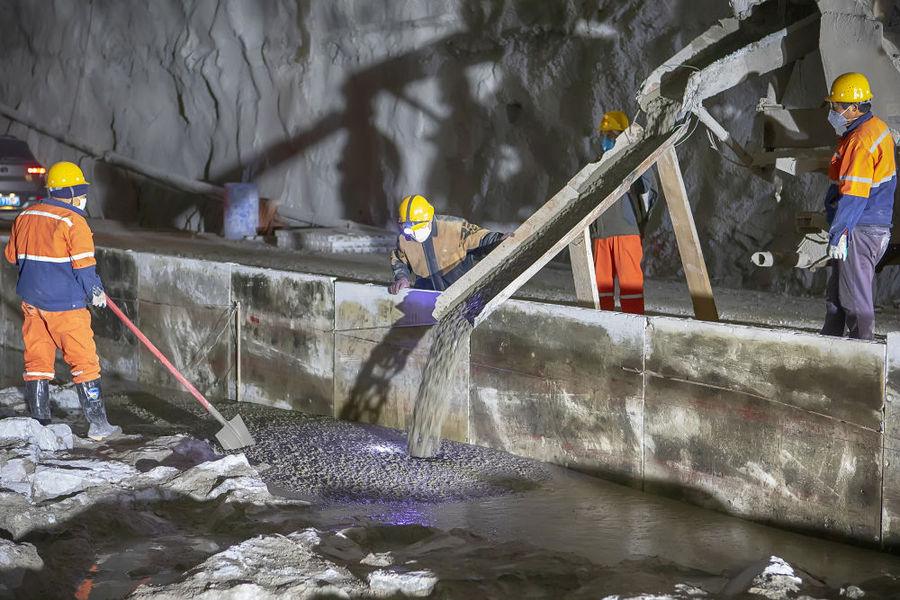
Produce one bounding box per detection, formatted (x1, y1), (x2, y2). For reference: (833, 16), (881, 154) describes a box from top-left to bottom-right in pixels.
(2, 380), (900, 598)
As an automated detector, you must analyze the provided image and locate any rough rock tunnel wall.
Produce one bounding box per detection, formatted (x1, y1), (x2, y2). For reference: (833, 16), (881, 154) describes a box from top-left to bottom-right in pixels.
(3, 0), (892, 301)
(1, 243), (899, 548)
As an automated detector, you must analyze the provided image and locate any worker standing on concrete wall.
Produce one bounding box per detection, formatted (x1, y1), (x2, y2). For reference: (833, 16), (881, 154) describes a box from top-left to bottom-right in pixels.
(590, 111), (657, 314)
(820, 73), (896, 341)
(3, 161), (121, 439)
(388, 194), (511, 294)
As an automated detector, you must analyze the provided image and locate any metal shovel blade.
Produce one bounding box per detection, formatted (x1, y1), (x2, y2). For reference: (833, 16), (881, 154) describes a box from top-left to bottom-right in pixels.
(215, 413), (255, 450)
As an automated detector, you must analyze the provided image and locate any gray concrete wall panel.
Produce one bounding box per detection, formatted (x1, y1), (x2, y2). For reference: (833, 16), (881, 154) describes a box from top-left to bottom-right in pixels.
(93, 248), (139, 380)
(232, 268), (334, 415)
(469, 301), (645, 486)
(645, 319), (884, 429)
(645, 317), (884, 542)
(135, 254), (233, 397)
(884, 332), (900, 545)
(333, 283), (468, 442)
(0, 259), (24, 382)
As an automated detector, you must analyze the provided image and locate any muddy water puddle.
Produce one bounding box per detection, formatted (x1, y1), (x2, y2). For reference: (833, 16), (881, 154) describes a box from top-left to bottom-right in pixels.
(306, 462), (900, 589)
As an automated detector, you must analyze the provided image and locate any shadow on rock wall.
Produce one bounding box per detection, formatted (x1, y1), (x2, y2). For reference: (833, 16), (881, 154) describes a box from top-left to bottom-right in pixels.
(209, 0), (619, 230)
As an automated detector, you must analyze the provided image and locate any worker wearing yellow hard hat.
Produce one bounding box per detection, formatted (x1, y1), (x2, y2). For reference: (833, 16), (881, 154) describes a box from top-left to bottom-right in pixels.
(589, 111), (657, 314)
(46, 161), (91, 210)
(388, 194), (512, 294)
(819, 72), (896, 340)
(4, 160), (121, 439)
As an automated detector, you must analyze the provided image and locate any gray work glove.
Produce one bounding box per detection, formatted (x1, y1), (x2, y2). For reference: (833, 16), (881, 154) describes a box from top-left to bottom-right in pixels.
(388, 277), (410, 295)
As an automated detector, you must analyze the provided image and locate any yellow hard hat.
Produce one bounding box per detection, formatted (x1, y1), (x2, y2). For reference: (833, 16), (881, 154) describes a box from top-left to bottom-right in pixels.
(598, 111), (629, 132)
(46, 161), (89, 188)
(825, 72), (873, 103)
(398, 194), (434, 232)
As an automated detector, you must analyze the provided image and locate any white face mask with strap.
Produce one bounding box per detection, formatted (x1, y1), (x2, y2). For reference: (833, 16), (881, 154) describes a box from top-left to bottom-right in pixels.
(72, 195), (87, 210)
(412, 225), (432, 243)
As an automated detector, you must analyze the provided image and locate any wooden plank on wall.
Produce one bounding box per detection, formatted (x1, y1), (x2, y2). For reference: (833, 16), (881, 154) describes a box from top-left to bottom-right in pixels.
(569, 227), (600, 309)
(656, 146), (718, 322)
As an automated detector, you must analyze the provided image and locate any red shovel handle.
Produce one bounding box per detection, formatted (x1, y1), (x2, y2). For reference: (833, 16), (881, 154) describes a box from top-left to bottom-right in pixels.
(106, 297), (218, 416)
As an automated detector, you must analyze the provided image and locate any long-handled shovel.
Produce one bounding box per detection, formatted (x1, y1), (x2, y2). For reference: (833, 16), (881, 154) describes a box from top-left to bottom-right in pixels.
(106, 298), (255, 450)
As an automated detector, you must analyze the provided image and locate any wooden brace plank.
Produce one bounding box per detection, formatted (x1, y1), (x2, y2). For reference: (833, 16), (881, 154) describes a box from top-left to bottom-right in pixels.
(656, 146), (719, 322)
(568, 228), (599, 309)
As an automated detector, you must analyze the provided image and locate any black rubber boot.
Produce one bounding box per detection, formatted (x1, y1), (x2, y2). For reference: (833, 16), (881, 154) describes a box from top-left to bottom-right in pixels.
(76, 378), (122, 441)
(24, 379), (51, 425)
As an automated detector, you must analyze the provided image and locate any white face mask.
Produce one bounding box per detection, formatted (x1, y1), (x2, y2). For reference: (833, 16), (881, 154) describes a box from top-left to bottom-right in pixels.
(412, 225), (431, 243)
(827, 106), (851, 135)
(72, 195), (87, 210)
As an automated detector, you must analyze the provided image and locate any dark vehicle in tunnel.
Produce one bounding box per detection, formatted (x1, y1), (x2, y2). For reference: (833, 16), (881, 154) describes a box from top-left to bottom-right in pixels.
(0, 135), (44, 211)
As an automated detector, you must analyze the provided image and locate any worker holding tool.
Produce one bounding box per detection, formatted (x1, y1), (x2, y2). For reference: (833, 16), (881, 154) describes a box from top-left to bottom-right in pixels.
(590, 110), (657, 314)
(388, 194), (512, 294)
(820, 72), (896, 340)
(4, 161), (121, 439)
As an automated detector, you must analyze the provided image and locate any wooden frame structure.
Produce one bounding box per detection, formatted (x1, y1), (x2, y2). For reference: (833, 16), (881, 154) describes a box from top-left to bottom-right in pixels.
(433, 123), (718, 326)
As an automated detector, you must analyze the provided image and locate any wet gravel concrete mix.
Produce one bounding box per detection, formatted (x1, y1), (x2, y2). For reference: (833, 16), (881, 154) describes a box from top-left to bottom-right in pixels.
(1, 380), (900, 599)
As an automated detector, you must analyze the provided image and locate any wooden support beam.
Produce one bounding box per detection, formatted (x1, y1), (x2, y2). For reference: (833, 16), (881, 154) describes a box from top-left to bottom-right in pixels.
(568, 227), (599, 309)
(656, 146), (719, 322)
(433, 125), (687, 326)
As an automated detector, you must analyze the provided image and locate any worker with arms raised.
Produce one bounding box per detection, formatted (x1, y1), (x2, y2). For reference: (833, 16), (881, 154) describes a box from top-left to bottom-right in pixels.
(388, 194), (511, 294)
(820, 72), (896, 340)
(590, 110), (657, 314)
(4, 161), (120, 439)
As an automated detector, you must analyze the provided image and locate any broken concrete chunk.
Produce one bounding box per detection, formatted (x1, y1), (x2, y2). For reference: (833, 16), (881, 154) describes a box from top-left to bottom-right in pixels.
(360, 552), (394, 567)
(0, 418), (73, 452)
(31, 459), (138, 502)
(0, 539), (43, 591)
(48, 384), (80, 410)
(367, 568), (438, 598)
(128, 532), (366, 599)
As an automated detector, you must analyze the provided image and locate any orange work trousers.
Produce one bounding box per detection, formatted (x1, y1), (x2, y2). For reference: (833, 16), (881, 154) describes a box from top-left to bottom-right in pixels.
(22, 302), (100, 383)
(592, 235), (645, 314)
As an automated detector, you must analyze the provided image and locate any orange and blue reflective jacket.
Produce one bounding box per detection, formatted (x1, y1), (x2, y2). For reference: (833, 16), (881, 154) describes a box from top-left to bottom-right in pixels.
(825, 112), (897, 245)
(390, 215), (503, 291)
(4, 199), (104, 311)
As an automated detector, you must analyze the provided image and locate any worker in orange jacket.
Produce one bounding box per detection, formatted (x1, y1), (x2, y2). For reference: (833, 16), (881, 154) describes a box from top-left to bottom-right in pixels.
(590, 111), (657, 314)
(388, 194), (511, 294)
(820, 73), (896, 340)
(4, 161), (120, 439)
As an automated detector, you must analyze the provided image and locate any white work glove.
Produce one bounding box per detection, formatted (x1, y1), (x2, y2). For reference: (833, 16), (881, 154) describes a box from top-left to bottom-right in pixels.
(91, 287), (107, 308)
(828, 233), (848, 261)
(639, 191), (652, 214)
(388, 277), (410, 295)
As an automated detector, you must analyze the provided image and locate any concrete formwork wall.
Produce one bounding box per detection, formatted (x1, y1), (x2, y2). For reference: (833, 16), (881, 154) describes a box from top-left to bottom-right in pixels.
(470, 301), (645, 487)
(333, 282), (468, 442)
(644, 318), (884, 543)
(883, 333), (900, 546)
(232, 267), (335, 415)
(2, 246), (899, 547)
(88, 249), (336, 415)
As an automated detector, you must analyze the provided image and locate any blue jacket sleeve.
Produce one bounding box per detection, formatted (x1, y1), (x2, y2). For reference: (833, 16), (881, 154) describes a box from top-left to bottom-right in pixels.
(828, 193), (868, 245)
(824, 184), (839, 224)
(73, 264), (104, 299)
